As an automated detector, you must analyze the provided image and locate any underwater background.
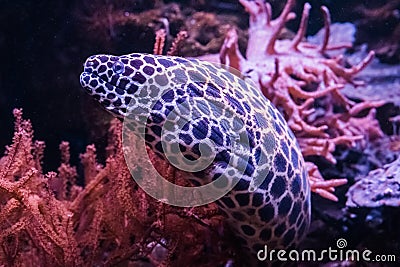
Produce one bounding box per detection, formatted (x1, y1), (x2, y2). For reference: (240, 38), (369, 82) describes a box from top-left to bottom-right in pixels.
(1, 0), (400, 266)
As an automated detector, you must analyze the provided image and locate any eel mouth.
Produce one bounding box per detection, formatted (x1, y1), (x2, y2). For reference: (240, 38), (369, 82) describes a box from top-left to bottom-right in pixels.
(80, 71), (128, 119)
(80, 71), (123, 95)
(79, 72), (95, 91)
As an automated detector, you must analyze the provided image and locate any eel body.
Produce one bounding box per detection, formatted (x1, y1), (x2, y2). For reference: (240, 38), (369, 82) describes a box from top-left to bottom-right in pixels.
(80, 53), (311, 255)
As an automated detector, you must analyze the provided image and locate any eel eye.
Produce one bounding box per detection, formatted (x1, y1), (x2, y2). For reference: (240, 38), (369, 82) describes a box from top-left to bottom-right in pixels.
(113, 61), (124, 74)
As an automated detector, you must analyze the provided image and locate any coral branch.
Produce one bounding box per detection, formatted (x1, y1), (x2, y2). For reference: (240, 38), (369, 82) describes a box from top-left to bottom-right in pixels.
(219, 28), (246, 72)
(266, 0), (296, 54)
(325, 50), (375, 82)
(239, 0), (272, 27)
(291, 3), (311, 51)
(307, 162), (347, 201)
(167, 31), (188, 56)
(347, 100), (386, 117)
(80, 144), (100, 184)
(288, 83), (342, 99)
(319, 6), (331, 53)
(33, 140), (45, 173)
(153, 29), (166, 55)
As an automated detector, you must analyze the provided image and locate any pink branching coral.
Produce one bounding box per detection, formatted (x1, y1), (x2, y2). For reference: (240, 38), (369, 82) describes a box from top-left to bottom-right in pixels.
(0, 110), (232, 266)
(199, 0), (387, 201)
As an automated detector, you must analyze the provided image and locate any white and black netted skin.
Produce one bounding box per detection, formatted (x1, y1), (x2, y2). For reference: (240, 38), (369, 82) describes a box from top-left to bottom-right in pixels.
(80, 53), (311, 258)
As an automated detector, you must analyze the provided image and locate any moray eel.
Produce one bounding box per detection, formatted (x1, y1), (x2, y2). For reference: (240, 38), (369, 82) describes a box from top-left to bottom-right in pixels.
(80, 53), (310, 259)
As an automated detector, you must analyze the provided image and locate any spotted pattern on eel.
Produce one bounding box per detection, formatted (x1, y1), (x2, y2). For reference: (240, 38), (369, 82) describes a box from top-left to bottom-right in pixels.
(80, 53), (311, 255)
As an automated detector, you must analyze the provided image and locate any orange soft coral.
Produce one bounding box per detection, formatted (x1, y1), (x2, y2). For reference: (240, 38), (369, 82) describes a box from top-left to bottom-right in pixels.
(0, 109), (232, 266)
